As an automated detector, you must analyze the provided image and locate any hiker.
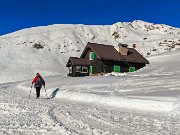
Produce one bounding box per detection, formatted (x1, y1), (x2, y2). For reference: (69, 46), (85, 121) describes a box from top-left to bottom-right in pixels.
(32, 73), (45, 99)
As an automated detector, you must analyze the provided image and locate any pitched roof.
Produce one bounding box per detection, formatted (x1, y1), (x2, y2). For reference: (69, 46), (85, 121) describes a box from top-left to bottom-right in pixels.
(81, 42), (149, 64)
(81, 42), (121, 61)
(118, 48), (149, 64)
(66, 57), (90, 67)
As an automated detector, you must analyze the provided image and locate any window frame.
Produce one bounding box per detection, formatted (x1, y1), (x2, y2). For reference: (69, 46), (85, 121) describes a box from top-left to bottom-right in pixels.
(129, 67), (135, 72)
(69, 67), (72, 73)
(81, 66), (88, 73)
(89, 52), (95, 60)
(76, 66), (81, 72)
(114, 65), (120, 73)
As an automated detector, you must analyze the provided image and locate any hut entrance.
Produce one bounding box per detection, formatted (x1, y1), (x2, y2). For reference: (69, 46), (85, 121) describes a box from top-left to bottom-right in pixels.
(90, 66), (93, 74)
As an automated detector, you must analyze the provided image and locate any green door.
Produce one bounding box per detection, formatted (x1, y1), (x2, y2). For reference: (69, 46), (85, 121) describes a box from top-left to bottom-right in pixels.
(90, 66), (93, 74)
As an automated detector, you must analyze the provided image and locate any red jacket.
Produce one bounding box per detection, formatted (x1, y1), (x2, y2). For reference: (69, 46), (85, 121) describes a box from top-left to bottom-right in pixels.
(32, 76), (45, 88)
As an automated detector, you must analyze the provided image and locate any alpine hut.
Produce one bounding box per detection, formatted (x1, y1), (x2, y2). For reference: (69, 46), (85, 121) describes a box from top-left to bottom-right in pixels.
(66, 42), (149, 77)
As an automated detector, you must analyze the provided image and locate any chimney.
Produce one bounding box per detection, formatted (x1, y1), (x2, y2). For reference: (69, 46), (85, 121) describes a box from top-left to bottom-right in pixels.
(118, 43), (128, 56)
(132, 44), (136, 49)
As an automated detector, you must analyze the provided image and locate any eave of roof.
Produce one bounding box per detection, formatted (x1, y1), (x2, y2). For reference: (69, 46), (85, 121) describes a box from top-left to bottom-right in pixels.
(81, 42), (121, 61)
(66, 57), (90, 67)
(80, 42), (149, 65)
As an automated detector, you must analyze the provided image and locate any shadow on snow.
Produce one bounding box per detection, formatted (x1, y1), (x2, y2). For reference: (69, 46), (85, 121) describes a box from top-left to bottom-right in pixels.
(49, 88), (59, 99)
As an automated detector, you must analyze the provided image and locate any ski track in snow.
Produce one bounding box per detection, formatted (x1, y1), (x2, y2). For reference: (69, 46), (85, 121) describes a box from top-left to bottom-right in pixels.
(0, 49), (180, 134)
(0, 71), (180, 135)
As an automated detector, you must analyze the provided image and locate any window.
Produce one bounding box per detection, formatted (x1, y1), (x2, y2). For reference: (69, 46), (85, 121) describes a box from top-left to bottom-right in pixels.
(82, 66), (88, 73)
(69, 67), (72, 73)
(89, 52), (95, 60)
(76, 66), (81, 72)
(114, 65), (120, 73)
(129, 67), (135, 72)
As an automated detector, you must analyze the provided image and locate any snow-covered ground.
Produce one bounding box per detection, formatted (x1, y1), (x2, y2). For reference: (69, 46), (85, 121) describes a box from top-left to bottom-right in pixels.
(1, 20), (180, 84)
(0, 50), (180, 134)
(0, 20), (180, 134)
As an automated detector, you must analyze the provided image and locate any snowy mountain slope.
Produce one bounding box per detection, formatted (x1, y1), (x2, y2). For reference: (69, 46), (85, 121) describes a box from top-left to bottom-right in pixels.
(1, 20), (180, 84)
(0, 50), (180, 134)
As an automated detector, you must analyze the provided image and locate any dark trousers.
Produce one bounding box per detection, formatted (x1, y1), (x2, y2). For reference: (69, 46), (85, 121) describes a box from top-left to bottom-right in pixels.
(36, 87), (41, 98)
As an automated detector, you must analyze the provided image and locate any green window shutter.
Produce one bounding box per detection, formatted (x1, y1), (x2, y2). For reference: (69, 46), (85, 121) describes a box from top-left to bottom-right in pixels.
(114, 65), (120, 73)
(91, 52), (95, 60)
(90, 66), (93, 74)
(129, 67), (135, 72)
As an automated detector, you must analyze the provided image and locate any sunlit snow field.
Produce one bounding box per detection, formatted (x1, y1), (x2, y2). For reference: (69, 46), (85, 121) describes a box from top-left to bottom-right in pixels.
(0, 50), (179, 134)
(0, 20), (180, 134)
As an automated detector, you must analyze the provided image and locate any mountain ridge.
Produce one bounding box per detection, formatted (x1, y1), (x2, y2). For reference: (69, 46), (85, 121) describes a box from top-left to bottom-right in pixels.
(0, 20), (180, 84)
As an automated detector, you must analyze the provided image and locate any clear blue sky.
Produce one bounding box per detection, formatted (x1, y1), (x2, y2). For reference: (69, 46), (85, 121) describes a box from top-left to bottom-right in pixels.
(0, 0), (180, 35)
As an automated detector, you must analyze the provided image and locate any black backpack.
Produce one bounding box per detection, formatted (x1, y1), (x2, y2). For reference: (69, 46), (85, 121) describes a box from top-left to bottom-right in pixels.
(35, 77), (44, 87)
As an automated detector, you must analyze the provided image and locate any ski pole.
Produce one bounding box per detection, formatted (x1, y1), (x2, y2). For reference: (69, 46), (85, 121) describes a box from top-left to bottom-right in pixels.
(44, 86), (48, 99)
(29, 85), (33, 99)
